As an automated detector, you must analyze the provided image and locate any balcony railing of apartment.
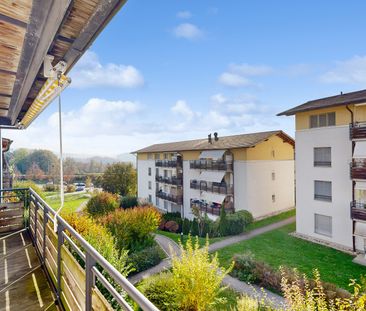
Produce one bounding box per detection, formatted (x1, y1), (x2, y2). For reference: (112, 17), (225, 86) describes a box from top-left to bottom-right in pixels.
(350, 200), (366, 221)
(156, 190), (183, 204)
(350, 161), (366, 179)
(155, 175), (183, 186)
(189, 160), (233, 171)
(0, 188), (158, 311)
(190, 180), (233, 195)
(155, 159), (182, 168)
(190, 200), (234, 216)
(350, 122), (366, 140)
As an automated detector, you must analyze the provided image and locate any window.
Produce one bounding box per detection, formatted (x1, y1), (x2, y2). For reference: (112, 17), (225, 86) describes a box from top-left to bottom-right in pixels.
(314, 214), (332, 237)
(148, 195), (152, 203)
(154, 153), (160, 160)
(155, 197), (159, 207)
(148, 167), (152, 176)
(147, 153), (153, 160)
(271, 149), (275, 158)
(309, 112), (336, 128)
(164, 170), (168, 178)
(314, 180), (332, 201)
(155, 168), (159, 177)
(271, 172), (275, 180)
(164, 200), (168, 210)
(148, 181), (152, 190)
(164, 153), (168, 160)
(314, 147), (331, 167)
(272, 194), (276, 203)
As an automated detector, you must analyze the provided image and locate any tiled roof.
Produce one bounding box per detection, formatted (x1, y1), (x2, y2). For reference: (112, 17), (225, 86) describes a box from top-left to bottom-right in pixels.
(134, 130), (294, 153)
(278, 89), (366, 116)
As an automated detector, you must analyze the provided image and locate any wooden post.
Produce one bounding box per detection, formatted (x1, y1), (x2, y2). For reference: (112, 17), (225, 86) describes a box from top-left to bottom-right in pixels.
(85, 252), (96, 311)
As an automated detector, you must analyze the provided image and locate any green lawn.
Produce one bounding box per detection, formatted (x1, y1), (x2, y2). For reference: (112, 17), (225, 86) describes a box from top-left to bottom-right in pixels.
(217, 222), (366, 289)
(245, 208), (296, 231)
(45, 193), (90, 215)
(157, 230), (225, 248)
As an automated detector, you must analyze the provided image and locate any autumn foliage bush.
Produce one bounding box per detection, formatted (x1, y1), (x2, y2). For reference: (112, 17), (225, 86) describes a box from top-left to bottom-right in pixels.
(86, 191), (119, 217)
(99, 206), (161, 252)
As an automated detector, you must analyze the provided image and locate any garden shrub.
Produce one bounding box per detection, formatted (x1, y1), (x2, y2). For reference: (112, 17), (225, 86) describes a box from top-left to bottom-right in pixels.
(182, 218), (191, 235)
(99, 206), (161, 252)
(120, 196), (138, 209)
(138, 272), (179, 311)
(127, 244), (164, 274)
(236, 210), (254, 227)
(66, 184), (76, 193)
(171, 236), (233, 310)
(14, 180), (45, 198)
(225, 213), (245, 235)
(43, 183), (59, 192)
(218, 205), (228, 236)
(164, 220), (179, 233)
(63, 213), (132, 276)
(162, 212), (181, 221)
(232, 252), (258, 283)
(86, 191), (119, 217)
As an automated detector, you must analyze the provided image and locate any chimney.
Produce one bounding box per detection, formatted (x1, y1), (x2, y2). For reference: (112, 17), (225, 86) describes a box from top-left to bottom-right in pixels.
(214, 132), (218, 141)
(208, 134), (212, 144)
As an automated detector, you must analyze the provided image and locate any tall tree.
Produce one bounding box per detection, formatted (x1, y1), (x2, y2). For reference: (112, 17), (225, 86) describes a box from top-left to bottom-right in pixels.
(101, 162), (136, 196)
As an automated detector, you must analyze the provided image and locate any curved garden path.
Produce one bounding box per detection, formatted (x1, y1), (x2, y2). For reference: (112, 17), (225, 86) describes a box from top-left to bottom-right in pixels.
(128, 216), (296, 308)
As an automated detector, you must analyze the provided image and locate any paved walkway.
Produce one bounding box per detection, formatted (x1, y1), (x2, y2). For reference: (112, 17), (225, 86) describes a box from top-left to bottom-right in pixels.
(128, 216), (295, 307)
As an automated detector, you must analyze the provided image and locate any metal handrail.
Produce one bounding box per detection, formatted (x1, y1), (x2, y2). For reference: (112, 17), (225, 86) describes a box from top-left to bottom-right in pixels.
(5, 188), (159, 311)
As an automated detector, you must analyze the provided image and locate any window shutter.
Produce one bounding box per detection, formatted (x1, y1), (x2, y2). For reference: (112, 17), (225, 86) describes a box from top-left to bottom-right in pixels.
(315, 214), (332, 236)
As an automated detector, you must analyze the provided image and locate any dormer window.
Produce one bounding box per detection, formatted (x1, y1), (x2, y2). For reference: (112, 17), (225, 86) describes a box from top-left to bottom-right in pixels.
(309, 112), (336, 128)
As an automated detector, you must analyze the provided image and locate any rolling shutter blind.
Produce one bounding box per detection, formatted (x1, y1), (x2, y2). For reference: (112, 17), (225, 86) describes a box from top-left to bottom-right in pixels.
(314, 147), (331, 166)
(315, 214), (332, 236)
(314, 181), (332, 201)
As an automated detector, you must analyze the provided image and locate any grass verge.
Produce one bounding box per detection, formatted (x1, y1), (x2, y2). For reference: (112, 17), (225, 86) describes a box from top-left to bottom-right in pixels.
(217, 222), (364, 290)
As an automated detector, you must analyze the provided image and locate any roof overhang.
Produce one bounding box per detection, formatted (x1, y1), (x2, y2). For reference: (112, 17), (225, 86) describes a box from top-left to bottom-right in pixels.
(0, 0), (127, 128)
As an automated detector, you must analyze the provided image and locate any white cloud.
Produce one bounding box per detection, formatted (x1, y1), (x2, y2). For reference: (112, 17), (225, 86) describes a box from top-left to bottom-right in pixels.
(210, 93), (227, 105)
(219, 63), (272, 87)
(173, 23), (203, 40)
(320, 55), (366, 84)
(177, 11), (192, 19)
(218, 72), (251, 87)
(70, 51), (144, 88)
(171, 100), (194, 120)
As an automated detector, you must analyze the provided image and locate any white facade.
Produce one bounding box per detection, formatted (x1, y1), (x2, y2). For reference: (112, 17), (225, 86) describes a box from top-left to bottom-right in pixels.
(138, 153), (295, 221)
(295, 125), (357, 249)
(234, 160), (295, 218)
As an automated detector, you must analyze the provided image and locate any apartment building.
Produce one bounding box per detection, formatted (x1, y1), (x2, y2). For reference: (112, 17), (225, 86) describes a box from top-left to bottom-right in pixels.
(278, 89), (366, 252)
(135, 130), (295, 220)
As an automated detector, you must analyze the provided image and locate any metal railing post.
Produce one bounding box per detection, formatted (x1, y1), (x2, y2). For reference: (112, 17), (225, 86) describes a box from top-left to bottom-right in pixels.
(34, 199), (38, 246)
(57, 222), (64, 302)
(42, 207), (48, 265)
(85, 252), (96, 311)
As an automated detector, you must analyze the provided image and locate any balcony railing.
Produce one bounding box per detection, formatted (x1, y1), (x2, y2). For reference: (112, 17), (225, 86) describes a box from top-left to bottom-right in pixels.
(0, 188), (158, 311)
(190, 180), (233, 195)
(190, 160), (233, 171)
(350, 161), (366, 179)
(155, 159), (182, 168)
(156, 190), (183, 204)
(190, 200), (234, 216)
(156, 175), (183, 186)
(350, 200), (366, 221)
(350, 122), (366, 140)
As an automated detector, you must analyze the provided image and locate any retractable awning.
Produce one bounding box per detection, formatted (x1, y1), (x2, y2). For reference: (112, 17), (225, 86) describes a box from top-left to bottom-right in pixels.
(354, 222), (366, 237)
(201, 192), (226, 204)
(354, 141), (366, 158)
(199, 171), (225, 183)
(199, 150), (226, 160)
(355, 182), (366, 190)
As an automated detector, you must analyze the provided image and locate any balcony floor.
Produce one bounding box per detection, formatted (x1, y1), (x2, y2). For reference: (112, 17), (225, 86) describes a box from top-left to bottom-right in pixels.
(0, 230), (58, 311)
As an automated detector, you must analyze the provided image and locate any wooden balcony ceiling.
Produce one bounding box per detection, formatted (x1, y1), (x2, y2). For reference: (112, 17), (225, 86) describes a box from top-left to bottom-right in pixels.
(0, 0), (126, 127)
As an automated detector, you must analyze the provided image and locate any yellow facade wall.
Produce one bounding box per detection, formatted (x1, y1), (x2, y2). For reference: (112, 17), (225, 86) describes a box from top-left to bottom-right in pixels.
(295, 104), (366, 130)
(231, 148), (247, 161)
(181, 150), (201, 161)
(246, 135), (294, 161)
(137, 153), (148, 160)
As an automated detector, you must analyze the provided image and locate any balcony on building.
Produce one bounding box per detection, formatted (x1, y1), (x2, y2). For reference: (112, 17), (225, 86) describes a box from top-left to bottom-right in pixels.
(350, 159), (366, 179)
(190, 179), (233, 195)
(190, 199), (234, 216)
(350, 122), (366, 140)
(190, 159), (233, 171)
(155, 158), (183, 168)
(156, 190), (183, 204)
(156, 175), (183, 186)
(350, 200), (366, 221)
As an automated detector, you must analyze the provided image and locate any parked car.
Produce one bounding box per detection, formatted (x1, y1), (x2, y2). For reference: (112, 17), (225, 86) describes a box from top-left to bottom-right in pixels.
(74, 183), (86, 192)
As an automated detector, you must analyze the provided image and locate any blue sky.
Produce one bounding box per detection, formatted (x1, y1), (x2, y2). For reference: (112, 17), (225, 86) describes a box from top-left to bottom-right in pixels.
(6, 1), (366, 156)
